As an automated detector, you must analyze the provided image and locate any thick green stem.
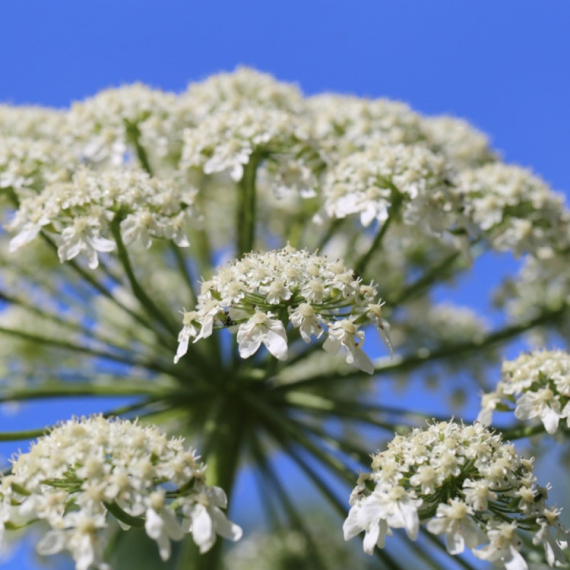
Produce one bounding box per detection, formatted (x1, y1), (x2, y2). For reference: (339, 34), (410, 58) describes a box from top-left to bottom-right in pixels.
(187, 398), (245, 570)
(236, 153), (262, 257)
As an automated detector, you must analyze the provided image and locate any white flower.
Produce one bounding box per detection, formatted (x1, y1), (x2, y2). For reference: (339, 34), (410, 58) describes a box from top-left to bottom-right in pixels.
(181, 486), (243, 554)
(473, 523), (527, 570)
(174, 247), (390, 369)
(289, 303), (324, 342)
(479, 350), (570, 434)
(237, 311), (288, 360)
(426, 500), (485, 555)
(345, 421), (568, 566)
(57, 217), (116, 269)
(36, 512), (107, 570)
(1, 416), (242, 566)
(323, 319), (374, 374)
(515, 388), (561, 434)
(145, 492), (184, 561)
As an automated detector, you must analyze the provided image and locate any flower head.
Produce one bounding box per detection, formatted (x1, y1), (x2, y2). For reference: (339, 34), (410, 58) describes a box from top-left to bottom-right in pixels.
(479, 350), (570, 434)
(345, 421), (568, 568)
(0, 416), (242, 569)
(174, 245), (391, 372)
(6, 168), (199, 267)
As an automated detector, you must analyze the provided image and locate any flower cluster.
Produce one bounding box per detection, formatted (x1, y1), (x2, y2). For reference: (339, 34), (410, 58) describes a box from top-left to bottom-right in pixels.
(181, 66), (305, 121)
(0, 104), (67, 140)
(479, 350), (570, 434)
(180, 106), (315, 190)
(67, 83), (182, 166)
(317, 143), (459, 234)
(344, 421), (568, 569)
(422, 116), (497, 169)
(306, 94), (424, 161)
(175, 245), (391, 373)
(455, 164), (570, 258)
(0, 416), (242, 570)
(6, 168), (199, 268)
(0, 136), (77, 199)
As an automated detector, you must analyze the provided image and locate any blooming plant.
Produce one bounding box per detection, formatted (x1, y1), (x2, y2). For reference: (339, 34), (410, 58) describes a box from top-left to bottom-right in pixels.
(0, 68), (569, 569)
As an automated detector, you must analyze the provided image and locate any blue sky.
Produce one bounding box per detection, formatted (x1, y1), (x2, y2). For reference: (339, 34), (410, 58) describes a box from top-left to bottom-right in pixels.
(1, 1), (569, 568)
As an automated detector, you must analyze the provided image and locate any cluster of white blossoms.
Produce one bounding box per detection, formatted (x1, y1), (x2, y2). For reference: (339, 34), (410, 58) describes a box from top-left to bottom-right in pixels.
(421, 116), (497, 169)
(479, 350), (570, 435)
(0, 136), (77, 199)
(0, 416), (242, 570)
(344, 421), (568, 569)
(67, 84), (182, 167)
(306, 95), (424, 162)
(181, 66), (305, 120)
(180, 106), (316, 192)
(0, 104), (67, 140)
(175, 245), (391, 373)
(6, 168), (199, 268)
(455, 164), (570, 258)
(317, 142), (459, 234)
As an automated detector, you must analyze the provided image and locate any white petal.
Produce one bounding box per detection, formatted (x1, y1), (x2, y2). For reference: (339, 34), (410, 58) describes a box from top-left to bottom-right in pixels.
(343, 508), (362, 541)
(190, 504), (214, 553)
(210, 506), (242, 542)
(323, 335), (341, 355)
(445, 526), (465, 555)
(238, 334), (262, 359)
(145, 508), (164, 540)
(37, 530), (67, 555)
(263, 328), (288, 361)
(363, 521), (380, 555)
(541, 407), (560, 434)
(504, 546), (528, 570)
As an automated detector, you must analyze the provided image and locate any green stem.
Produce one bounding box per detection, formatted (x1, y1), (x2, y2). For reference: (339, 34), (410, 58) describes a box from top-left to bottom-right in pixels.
(243, 392), (356, 484)
(170, 243), (198, 307)
(0, 326), (176, 376)
(499, 422), (546, 441)
(248, 430), (329, 570)
(104, 501), (146, 528)
(125, 120), (154, 176)
(0, 289), (148, 358)
(110, 219), (179, 337)
(39, 233), (161, 341)
(0, 428), (49, 441)
(189, 399), (246, 570)
(354, 194), (402, 276)
(387, 247), (468, 307)
(0, 382), (170, 403)
(237, 153), (263, 257)
(274, 305), (568, 392)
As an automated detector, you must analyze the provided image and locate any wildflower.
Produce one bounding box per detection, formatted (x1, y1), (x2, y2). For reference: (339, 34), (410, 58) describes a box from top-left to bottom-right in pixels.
(0, 416), (242, 569)
(345, 421), (568, 567)
(479, 350), (570, 434)
(174, 246), (391, 372)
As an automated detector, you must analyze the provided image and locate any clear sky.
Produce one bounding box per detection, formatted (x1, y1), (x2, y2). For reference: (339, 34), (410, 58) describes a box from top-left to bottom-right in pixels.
(1, 2), (569, 568)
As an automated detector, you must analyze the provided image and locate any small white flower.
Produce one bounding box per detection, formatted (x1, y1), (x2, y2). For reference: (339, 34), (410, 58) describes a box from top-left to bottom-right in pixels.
(145, 492), (184, 561)
(426, 500), (485, 555)
(323, 319), (374, 374)
(289, 303), (324, 343)
(237, 311), (288, 360)
(181, 486), (243, 554)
